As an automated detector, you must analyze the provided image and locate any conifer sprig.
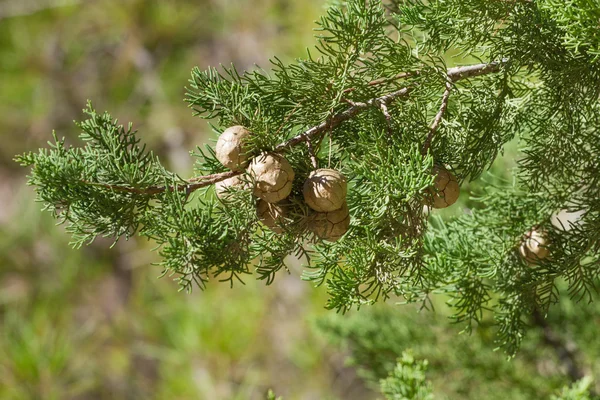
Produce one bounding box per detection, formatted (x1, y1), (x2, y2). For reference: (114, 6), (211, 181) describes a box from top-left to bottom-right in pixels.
(34, 61), (505, 199)
(17, 0), (600, 356)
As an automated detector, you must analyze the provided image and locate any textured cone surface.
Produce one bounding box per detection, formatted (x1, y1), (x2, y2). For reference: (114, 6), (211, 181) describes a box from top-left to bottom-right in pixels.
(215, 175), (248, 200)
(256, 200), (288, 234)
(303, 168), (347, 212)
(215, 126), (251, 171)
(308, 202), (350, 242)
(430, 166), (460, 209)
(248, 153), (295, 203)
(519, 229), (550, 264)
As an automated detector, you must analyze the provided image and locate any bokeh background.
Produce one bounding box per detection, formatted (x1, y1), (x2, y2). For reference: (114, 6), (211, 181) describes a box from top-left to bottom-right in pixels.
(1, 1), (598, 399)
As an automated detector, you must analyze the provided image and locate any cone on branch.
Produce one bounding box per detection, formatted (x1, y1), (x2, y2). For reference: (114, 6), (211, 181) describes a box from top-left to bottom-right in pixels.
(307, 202), (350, 242)
(519, 228), (550, 264)
(215, 175), (249, 201)
(256, 199), (289, 234)
(215, 125), (252, 171)
(247, 153), (295, 203)
(428, 165), (460, 209)
(303, 168), (347, 212)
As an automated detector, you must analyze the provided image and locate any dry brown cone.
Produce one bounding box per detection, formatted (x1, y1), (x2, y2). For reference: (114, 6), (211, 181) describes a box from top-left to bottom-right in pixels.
(303, 168), (347, 212)
(428, 165), (460, 209)
(215, 125), (251, 171)
(307, 202), (350, 242)
(247, 153), (295, 203)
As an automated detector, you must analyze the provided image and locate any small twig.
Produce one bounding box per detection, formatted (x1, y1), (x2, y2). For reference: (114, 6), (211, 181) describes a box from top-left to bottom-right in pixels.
(81, 170), (242, 195)
(306, 138), (319, 169)
(379, 100), (392, 122)
(275, 86), (413, 152)
(328, 132), (333, 168)
(379, 100), (393, 135)
(274, 103), (301, 138)
(420, 60), (508, 155)
(422, 79), (453, 155)
(343, 71), (420, 94)
(186, 170), (242, 184)
(447, 60), (506, 81)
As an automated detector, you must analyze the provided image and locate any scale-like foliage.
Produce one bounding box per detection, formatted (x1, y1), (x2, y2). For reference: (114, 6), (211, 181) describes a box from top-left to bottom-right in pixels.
(18, 0), (600, 354)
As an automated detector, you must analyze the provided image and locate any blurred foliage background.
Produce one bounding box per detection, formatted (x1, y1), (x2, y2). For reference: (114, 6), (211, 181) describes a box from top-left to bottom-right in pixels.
(0, 0), (598, 399)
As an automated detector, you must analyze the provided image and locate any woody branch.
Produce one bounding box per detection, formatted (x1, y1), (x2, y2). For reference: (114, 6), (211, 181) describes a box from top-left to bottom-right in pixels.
(81, 60), (505, 196)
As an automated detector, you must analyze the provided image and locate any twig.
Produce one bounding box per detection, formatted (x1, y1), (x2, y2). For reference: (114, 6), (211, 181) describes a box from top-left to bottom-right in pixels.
(82, 170), (242, 195)
(186, 170), (242, 185)
(342, 59), (505, 94)
(422, 79), (453, 155)
(274, 103), (301, 138)
(447, 60), (506, 81)
(274, 86), (413, 152)
(379, 101), (392, 121)
(379, 103), (392, 136)
(379, 100), (392, 135)
(80, 61), (505, 196)
(420, 59), (507, 154)
(343, 71), (420, 94)
(306, 139), (319, 169)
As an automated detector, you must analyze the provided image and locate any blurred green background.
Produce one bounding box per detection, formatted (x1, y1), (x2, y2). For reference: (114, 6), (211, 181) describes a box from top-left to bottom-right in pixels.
(1, 1), (598, 399)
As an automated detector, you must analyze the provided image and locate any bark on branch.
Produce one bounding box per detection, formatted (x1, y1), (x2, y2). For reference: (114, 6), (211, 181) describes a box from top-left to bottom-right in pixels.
(422, 79), (453, 155)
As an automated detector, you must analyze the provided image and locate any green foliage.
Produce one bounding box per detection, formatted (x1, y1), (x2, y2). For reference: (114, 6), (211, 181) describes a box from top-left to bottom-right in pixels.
(378, 352), (434, 400)
(552, 377), (598, 400)
(18, 0), (600, 358)
(16, 103), (176, 248)
(267, 389), (283, 400)
(423, 183), (555, 354)
(1, 307), (95, 399)
(317, 294), (600, 400)
(537, 0), (600, 61)
(265, 353), (437, 400)
(4, 1), (355, 399)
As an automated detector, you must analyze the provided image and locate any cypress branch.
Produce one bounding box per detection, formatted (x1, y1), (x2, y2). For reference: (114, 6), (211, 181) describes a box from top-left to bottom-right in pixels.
(18, 0), (600, 357)
(73, 61), (505, 196)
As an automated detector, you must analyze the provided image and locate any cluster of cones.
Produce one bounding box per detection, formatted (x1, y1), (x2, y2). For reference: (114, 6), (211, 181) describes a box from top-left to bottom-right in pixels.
(214, 126), (349, 241)
(211, 125), (514, 244)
